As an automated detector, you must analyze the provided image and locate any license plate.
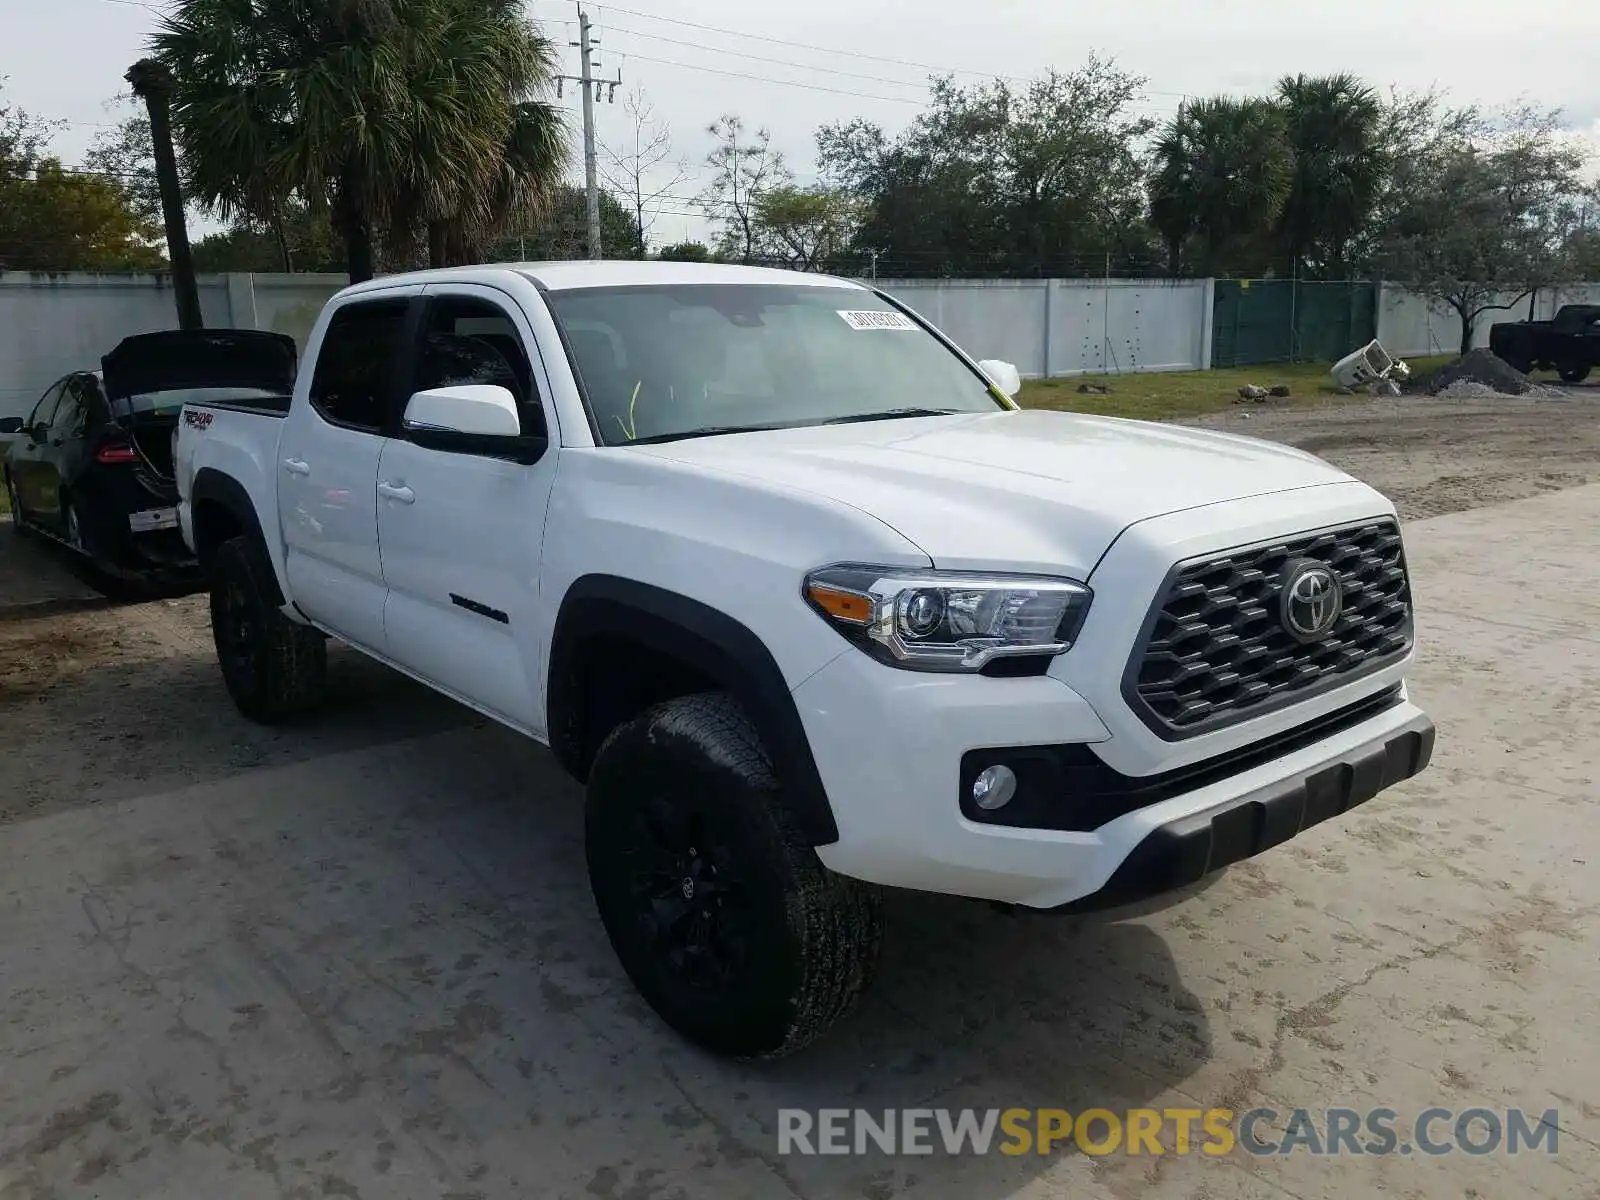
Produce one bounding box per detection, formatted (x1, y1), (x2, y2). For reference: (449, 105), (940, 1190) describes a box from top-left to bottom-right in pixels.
(129, 507), (178, 533)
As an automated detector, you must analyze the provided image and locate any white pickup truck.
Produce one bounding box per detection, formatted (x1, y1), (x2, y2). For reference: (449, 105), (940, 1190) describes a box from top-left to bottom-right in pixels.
(174, 262), (1433, 1058)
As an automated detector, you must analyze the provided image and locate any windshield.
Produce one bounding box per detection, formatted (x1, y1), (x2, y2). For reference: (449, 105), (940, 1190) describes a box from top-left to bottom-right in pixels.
(111, 386), (287, 419)
(546, 284), (1006, 444)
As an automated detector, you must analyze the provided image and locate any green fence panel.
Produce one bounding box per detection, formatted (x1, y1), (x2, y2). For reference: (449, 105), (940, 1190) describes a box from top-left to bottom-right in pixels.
(1212, 280), (1378, 367)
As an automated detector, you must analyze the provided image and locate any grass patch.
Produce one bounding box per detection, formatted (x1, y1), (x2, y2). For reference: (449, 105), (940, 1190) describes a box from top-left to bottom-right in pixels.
(1019, 356), (1454, 421)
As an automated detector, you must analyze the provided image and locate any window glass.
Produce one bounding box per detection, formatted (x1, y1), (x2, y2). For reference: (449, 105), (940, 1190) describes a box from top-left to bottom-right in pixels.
(308, 299), (410, 431)
(28, 382), (65, 431)
(414, 295), (538, 430)
(50, 379), (87, 438)
(546, 285), (1001, 444)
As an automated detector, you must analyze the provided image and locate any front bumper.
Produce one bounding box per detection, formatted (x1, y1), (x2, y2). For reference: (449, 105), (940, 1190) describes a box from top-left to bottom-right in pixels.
(794, 648), (1433, 909)
(1054, 710), (1434, 912)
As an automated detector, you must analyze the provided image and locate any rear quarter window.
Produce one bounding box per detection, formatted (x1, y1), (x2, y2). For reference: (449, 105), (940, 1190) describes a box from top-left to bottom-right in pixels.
(309, 299), (411, 431)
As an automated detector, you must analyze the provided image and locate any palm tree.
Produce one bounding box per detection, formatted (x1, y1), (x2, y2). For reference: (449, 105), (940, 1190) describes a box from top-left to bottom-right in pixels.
(152, 0), (567, 283)
(1149, 97), (1293, 276)
(385, 0), (567, 268)
(1276, 74), (1387, 278)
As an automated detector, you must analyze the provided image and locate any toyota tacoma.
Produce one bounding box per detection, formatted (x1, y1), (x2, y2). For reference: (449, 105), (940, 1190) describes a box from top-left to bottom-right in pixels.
(173, 262), (1434, 1058)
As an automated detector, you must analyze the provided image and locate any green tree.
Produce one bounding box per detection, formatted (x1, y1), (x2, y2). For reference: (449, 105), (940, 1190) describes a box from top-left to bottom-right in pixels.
(751, 186), (861, 271)
(818, 59), (1155, 277)
(152, 0), (568, 283)
(656, 241), (712, 262)
(0, 82), (162, 271)
(0, 161), (165, 271)
(193, 202), (345, 273)
(1149, 96), (1293, 276)
(84, 103), (163, 227)
(1275, 74), (1388, 278)
(1372, 104), (1587, 354)
(486, 184), (635, 261)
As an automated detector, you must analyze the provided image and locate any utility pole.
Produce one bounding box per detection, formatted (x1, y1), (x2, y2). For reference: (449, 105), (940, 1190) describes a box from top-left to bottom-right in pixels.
(558, 6), (620, 261)
(578, 9), (601, 259)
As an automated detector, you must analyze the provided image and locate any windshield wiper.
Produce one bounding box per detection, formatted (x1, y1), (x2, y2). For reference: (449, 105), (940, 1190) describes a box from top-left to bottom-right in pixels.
(819, 407), (961, 425)
(624, 409), (961, 445)
(626, 423), (796, 445)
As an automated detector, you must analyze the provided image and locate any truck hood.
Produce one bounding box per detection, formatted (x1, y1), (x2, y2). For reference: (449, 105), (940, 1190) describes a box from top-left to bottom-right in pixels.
(101, 329), (297, 401)
(630, 409), (1355, 576)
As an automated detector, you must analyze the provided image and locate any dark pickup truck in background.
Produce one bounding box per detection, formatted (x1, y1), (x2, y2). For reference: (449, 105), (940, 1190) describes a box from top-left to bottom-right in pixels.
(1489, 303), (1600, 383)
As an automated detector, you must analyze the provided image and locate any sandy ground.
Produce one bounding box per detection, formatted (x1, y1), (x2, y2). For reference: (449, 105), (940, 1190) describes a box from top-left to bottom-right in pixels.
(1, 400), (1598, 1198)
(1194, 390), (1600, 520)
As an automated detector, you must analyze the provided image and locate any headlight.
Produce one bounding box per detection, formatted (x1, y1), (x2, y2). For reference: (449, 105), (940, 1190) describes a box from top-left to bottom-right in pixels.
(803, 564), (1091, 673)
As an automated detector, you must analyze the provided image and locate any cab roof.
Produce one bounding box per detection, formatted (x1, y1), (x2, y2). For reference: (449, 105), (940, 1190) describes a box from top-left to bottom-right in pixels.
(339, 260), (869, 297)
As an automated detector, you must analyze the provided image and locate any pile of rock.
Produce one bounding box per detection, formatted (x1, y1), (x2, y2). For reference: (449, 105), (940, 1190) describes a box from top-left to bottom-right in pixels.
(1415, 349), (1534, 397)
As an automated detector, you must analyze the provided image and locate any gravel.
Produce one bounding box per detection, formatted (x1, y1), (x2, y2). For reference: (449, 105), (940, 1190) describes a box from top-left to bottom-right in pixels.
(1415, 348), (1533, 396)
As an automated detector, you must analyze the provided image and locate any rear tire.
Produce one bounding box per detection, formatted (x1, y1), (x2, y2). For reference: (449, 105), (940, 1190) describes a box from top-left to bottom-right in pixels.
(209, 534), (326, 723)
(585, 692), (883, 1058)
(1557, 361), (1591, 384)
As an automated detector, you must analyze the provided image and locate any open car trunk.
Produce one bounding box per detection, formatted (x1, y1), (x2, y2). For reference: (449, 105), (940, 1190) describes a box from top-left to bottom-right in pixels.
(101, 329), (298, 401)
(129, 413), (178, 485)
(101, 329), (298, 486)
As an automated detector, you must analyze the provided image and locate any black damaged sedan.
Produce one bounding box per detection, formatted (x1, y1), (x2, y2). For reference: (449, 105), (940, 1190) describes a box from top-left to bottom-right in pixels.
(2, 330), (296, 585)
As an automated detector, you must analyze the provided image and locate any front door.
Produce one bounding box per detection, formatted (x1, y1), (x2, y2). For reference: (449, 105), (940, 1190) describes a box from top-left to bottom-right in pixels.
(276, 294), (413, 654)
(376, 285), (558, 732)
(9, 381), (66, 521)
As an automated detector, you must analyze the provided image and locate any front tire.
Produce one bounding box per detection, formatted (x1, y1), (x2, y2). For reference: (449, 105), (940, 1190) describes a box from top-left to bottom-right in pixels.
(209, 535), (326, 723)
(4, 473), (27, 536)
(585, 693), (883, 1058)
(1557, 361), (1592, 384)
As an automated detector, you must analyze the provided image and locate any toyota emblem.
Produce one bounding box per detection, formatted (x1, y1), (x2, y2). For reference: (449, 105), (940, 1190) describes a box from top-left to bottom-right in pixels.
(1281, 560), (1343, 642)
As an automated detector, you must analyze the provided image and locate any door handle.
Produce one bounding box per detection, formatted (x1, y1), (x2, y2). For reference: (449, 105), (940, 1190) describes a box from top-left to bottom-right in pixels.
(377, 481), (415, 504)
(282, 457), (311, 476)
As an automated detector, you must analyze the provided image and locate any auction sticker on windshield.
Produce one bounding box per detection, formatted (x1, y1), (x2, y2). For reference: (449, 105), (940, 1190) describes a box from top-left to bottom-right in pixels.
(838, 310), (917, 331)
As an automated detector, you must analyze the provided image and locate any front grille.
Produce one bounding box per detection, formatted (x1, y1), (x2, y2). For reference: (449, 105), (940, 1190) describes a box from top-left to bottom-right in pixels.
(1126, 519), (1412, 737)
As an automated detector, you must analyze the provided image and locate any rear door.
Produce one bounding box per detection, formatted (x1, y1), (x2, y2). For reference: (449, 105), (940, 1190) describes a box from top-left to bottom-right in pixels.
(277, 294), (416, 654)
(375, 284), (557, 730)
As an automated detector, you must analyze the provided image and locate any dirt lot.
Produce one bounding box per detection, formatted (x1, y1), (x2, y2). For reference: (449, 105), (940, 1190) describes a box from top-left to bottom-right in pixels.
(1, 398), (1598, 1198)
(1194, 391), (1600, 520)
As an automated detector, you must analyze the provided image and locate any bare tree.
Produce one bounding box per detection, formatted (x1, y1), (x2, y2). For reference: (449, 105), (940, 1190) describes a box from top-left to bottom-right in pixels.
(599, 87), (688, 258)
(699, 114), (790, 264)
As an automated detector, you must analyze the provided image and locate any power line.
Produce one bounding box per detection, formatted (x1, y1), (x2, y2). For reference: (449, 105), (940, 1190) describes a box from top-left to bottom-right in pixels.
(602, 25), (933, 91)
(595, 4), (1031, 83)
(619, 53), (927, 107)
(596, 4), (1194, 100)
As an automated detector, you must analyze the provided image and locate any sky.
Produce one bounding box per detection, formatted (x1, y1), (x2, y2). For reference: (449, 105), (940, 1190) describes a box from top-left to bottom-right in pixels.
(6, 0), (1599, 248)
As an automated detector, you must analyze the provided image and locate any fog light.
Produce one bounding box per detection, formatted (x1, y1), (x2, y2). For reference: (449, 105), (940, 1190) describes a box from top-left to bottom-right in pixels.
(971, 764), (1018, 811)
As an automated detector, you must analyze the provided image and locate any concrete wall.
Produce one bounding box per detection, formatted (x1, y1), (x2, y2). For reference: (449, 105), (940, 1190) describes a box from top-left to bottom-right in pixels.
(878, 277), (1214, 378)
(6, 269), (1597, 417)
(1376, 283), (1600, 359)
(0, 271), (347, 418)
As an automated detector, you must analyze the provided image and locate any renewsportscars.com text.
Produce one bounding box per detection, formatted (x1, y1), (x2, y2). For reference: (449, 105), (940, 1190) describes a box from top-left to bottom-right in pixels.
(777, 1106), (1562, 1158)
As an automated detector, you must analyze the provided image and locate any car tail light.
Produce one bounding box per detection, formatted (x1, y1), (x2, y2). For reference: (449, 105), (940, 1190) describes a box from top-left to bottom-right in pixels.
(96, 443), (139, 464)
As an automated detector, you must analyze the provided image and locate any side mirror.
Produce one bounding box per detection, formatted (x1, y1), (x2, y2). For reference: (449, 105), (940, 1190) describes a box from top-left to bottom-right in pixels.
(977, 359), (1023, 399)
(0, 416), (23, 436)
(402, 385), (546, 463)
